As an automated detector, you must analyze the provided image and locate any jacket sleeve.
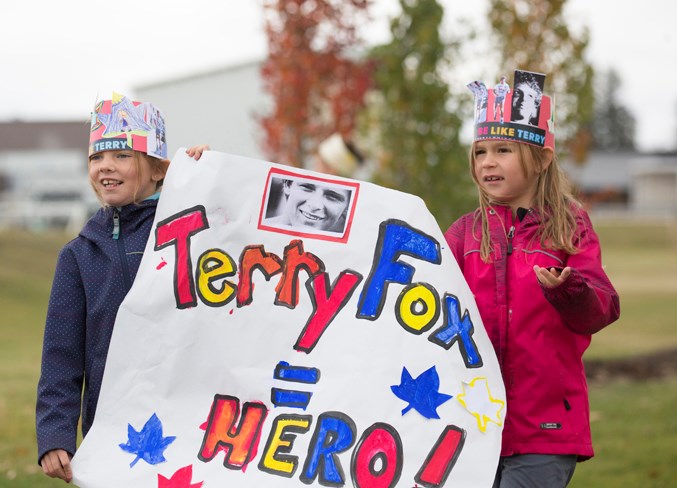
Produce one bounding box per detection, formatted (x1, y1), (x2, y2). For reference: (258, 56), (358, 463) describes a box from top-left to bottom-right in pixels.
(36, 246), (87, 463)
(541, 211), (620, 334)
(444, 216), (468, 272)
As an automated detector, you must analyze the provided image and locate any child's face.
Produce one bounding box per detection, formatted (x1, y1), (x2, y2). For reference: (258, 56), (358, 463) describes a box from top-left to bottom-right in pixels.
(473, 140), (540, 210)
(88, 150), (163, 207)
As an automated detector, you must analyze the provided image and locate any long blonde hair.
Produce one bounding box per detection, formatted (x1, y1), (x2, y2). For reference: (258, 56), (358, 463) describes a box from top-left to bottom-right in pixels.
(470, 142), (581, 262)
(89, 151), (169, 206)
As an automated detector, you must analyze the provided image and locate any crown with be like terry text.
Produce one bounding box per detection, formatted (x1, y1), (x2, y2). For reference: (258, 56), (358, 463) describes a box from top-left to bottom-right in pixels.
(467, 69), (555, 150)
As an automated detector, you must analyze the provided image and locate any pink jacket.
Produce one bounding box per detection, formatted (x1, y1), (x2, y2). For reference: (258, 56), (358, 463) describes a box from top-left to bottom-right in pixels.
(445, 205), (620, 460)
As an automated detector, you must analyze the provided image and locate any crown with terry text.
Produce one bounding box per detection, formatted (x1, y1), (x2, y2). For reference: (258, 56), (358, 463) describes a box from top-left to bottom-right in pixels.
(89, 92), (167, 159)
(467, 69), (555, 150)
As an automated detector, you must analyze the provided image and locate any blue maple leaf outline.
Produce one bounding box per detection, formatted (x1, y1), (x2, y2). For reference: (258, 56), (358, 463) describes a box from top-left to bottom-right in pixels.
(390, 366), (453, 419)
(119, 413), (176, 468)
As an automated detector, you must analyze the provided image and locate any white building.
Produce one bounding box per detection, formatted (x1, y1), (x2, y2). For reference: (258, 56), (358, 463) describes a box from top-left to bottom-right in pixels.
(0, 121), (96, 231)
(136, 59), (270, 161)
(631, 157), (677, 217)
(562, 150), (677, 217)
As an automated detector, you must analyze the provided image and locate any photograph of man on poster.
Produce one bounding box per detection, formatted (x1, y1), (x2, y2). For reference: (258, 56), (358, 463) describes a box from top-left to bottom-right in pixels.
(260, 171), (358, 239)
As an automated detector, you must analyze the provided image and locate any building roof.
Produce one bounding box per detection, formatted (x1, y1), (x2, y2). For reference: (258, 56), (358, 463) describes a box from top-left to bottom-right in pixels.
(562, 150), (677, 191)
(0, 120), (88, 150)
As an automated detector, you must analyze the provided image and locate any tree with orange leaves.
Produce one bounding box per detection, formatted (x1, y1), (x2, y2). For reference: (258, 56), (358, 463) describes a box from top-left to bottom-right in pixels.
(259, 0), (373, 167)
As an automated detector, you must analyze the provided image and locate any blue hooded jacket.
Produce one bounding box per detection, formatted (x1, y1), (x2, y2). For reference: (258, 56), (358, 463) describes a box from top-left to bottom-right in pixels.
(36, 198), (158, 462)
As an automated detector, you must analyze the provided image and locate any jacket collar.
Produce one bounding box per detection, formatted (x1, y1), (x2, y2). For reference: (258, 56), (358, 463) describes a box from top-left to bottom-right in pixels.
(486, 204), (540, 231)
(80, 199), (158, 242)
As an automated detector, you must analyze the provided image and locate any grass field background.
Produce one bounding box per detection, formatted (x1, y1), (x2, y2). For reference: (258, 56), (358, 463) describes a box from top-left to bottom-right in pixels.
(1, 217), (675, 487)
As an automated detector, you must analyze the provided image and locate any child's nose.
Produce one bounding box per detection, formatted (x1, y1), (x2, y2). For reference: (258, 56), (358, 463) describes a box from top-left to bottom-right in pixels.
(481, 155), (497, 167)
(99, 156), (115, 171)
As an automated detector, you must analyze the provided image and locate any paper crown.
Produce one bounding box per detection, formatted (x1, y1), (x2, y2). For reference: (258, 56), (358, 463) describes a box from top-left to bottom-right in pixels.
(89, 92), (167, 159)
(468, 70), (555, 150)
(318, 133), (364, 177)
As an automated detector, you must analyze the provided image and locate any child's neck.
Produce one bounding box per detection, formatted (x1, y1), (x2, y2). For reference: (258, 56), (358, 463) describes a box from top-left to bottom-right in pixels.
(514, 207), (529, 221)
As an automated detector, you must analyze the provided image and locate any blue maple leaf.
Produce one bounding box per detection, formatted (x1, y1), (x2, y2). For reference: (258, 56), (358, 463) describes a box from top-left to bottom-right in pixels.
(119, 413), (176, 467)
(390, 366), (452, 419)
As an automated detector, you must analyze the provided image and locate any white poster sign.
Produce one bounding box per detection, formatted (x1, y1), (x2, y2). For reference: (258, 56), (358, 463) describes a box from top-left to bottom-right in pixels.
(72, 150), (505, 487)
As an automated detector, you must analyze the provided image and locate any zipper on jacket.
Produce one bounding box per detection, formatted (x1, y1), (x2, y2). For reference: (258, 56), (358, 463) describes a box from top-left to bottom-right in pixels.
(112, 211), (120, 240)
(112, 209), (132, 289)
(507, 225), (515, 255)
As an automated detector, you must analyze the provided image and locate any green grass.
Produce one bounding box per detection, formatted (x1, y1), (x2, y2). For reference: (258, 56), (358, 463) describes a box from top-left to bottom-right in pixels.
(0, 219), (675, 486)
(571, 376), (677, 487)
(585, 218), (677, 360)
(0, 230), (69, 487)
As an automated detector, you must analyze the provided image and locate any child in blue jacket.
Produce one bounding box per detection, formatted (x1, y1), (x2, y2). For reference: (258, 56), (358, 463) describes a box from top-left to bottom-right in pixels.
(36, 92), (208, 483)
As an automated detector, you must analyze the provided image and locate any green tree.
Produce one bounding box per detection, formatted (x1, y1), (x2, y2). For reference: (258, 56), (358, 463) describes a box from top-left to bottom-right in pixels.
(592, 69), (635, 151)
(487, 0), (594, 163)
(259, 0), (373, 167)
(368, 0), (474, 227)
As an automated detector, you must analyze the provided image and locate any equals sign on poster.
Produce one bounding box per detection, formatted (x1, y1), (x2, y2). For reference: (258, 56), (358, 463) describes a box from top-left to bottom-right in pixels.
(271, 361), (321, 410)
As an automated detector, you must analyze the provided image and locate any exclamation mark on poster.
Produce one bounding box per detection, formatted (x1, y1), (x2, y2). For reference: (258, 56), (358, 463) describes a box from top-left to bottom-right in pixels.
(270, 361), (320, 410)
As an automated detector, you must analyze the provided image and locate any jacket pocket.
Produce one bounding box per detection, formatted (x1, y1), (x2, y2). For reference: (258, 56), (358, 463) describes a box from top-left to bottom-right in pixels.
(522, 248), (566, 268)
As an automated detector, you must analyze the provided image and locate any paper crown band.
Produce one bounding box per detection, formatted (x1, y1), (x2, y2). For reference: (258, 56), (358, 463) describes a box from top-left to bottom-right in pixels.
(468, 70), (555, 150)
(89, 92), (167, 159)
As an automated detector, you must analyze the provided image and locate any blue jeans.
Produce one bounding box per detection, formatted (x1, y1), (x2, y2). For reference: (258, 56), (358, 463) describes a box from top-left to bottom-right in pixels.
(493, 454), (577, 488)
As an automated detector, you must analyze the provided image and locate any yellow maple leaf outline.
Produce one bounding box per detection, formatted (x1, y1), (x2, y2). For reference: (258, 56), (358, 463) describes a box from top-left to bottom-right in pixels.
(457, 376), (505, 433)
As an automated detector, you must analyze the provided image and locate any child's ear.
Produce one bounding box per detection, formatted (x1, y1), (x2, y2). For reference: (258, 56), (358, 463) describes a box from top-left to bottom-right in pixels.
(540, 148), (554, 172)
(151, 159), (170, 181)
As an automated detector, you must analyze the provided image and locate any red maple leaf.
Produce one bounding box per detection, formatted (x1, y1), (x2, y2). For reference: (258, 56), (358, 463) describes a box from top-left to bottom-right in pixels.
(157, 465), (203, 488)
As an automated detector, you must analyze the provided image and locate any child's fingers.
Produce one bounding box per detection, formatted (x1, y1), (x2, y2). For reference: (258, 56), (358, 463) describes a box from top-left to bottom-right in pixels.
(58, 450), (73, 482)
(548, 267), (562, 280)
(40, 453), (52, 476)
(533, 265), (552, 286)
(559, 266), (572, 282)
(186, 144), (211, 160)
(533, 265), (564, 288)
(41, 449), (73, 482)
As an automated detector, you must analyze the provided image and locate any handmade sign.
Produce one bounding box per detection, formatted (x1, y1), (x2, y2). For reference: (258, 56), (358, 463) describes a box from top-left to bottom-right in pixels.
(71, 150), (506, 487)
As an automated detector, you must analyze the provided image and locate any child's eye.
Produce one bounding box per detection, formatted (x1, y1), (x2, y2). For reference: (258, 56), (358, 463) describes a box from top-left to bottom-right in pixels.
(88, 155), (102, 163)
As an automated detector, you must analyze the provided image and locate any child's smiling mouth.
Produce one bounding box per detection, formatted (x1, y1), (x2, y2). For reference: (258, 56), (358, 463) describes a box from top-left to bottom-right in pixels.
(102, 179), (123, 188)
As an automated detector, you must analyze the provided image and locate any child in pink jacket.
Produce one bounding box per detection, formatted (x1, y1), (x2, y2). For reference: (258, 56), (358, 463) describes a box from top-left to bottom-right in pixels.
(445, 70), (620, 487)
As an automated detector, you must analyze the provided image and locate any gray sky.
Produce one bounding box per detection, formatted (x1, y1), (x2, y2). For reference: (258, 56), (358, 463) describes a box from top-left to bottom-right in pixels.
(2, 0), (675, 152)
